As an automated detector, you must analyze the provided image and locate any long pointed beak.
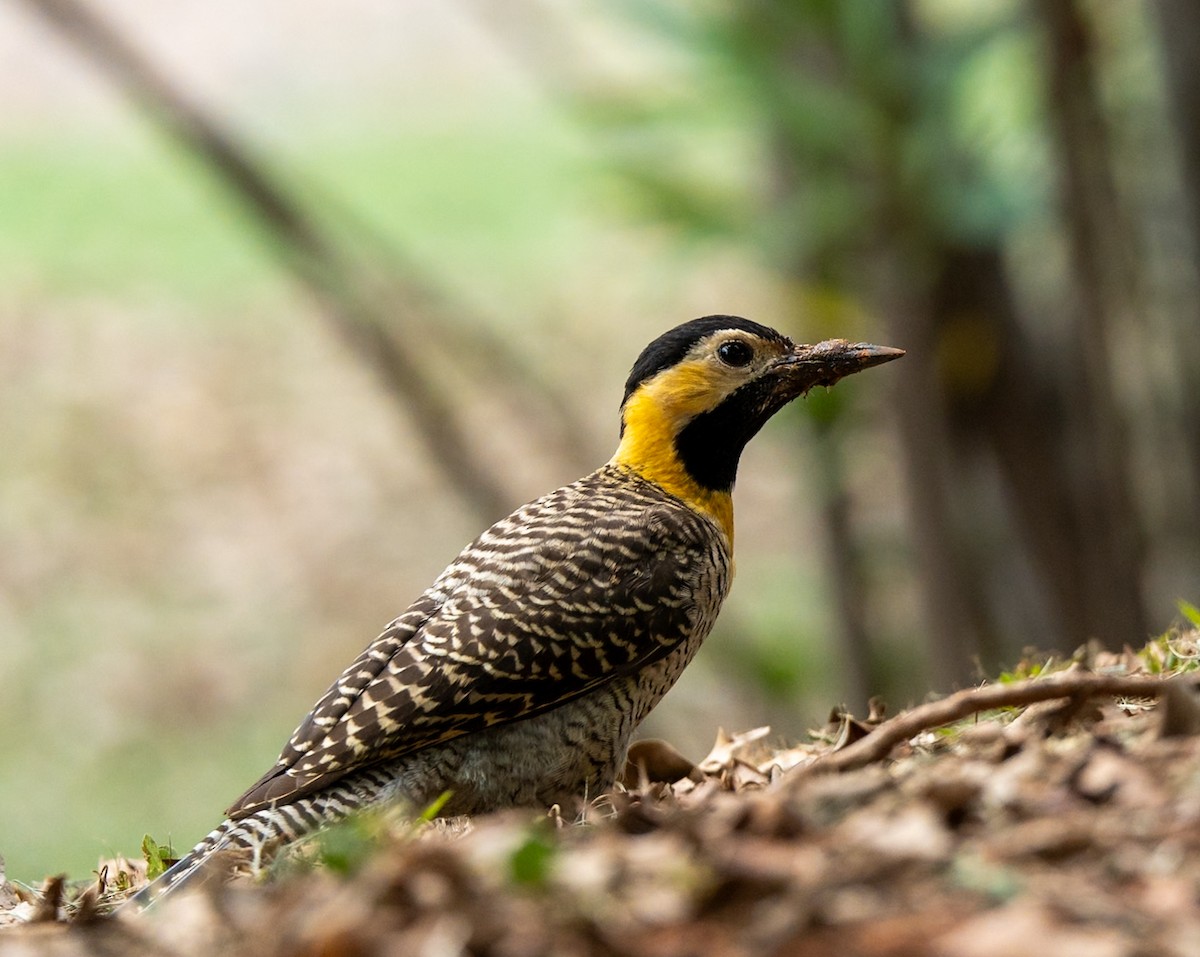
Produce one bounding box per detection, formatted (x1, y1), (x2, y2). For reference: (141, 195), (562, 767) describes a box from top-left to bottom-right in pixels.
(775, 339), (905, 392)
(838, 342), (907, 368)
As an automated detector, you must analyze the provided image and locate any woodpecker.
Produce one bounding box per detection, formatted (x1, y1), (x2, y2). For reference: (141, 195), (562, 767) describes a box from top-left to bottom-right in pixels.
(127, 315), (902, 907)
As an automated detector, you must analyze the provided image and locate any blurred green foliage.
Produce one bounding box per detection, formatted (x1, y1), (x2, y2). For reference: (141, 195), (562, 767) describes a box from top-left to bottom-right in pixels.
(0, 119), (587, 305)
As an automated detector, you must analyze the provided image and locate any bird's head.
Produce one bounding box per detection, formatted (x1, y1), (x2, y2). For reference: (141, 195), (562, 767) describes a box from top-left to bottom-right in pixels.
(611, 315), (903, 540)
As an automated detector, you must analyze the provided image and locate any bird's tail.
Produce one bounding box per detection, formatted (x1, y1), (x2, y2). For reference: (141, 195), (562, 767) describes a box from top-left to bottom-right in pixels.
(120, 765), (408, 913)
(120, 819), (234, 912)
(119, 805), (316, 913)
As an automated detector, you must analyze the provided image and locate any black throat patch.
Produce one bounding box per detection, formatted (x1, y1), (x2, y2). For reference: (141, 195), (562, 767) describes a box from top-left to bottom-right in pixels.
(674, 378), (780, 493)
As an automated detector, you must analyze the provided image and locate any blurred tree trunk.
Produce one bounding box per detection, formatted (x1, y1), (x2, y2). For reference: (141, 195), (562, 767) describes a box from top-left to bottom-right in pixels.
(864, 0), (1155, 673)
(869, 6), (1001, 687)
(1036, 0), (1149, 645)
(808, 426), (874, 710)
(872, 242), (987, 689)
(1151, 0), (1200, 518)
(932, 249), (1089, 655)
(1154, 0), (1200, 271)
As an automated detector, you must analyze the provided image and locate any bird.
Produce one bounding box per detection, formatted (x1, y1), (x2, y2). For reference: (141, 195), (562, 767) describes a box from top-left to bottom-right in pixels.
(126, 315), (902, 908)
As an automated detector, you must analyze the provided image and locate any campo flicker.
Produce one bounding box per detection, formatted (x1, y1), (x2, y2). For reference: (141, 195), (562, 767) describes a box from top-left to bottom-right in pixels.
(129, 315), (902, 907)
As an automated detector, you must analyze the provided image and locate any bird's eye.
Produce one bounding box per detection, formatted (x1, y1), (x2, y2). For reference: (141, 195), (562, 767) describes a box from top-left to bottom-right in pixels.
(716, 339), (754, 367)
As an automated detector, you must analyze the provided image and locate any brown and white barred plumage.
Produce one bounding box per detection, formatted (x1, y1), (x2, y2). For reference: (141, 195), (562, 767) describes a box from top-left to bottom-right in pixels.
(135, 465), (731, 903)
(129, 316), (902, 908)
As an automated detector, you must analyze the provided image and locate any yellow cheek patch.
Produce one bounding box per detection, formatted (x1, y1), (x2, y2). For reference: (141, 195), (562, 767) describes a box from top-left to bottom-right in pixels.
(609, 361), (736, 545)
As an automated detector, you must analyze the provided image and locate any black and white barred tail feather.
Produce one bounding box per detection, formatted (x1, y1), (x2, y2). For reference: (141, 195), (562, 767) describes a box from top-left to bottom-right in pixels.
(122, 764), (403, 911)
(123, 809), (304, 911)
(122, 818), (242, 911)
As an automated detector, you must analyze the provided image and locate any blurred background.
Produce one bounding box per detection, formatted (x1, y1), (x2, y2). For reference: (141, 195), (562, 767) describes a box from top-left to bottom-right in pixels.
(2, 0), (1198, 882)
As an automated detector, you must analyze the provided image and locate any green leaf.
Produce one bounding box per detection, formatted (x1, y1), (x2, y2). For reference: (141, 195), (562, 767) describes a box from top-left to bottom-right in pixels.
(417, 790), (453, 823)
(140, 835), (174, 880)
(1178, 599), (1200, 629)
(311, 816), (377, 875)
(509, 829), (556, 888)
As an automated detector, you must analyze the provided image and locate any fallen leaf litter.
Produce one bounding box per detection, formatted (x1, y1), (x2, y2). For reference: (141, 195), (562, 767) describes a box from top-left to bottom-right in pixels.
(3, 641), (1200, 957)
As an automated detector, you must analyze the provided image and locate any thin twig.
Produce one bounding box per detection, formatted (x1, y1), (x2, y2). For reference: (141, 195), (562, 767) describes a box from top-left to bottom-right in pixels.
(804, 672), (1173, 775)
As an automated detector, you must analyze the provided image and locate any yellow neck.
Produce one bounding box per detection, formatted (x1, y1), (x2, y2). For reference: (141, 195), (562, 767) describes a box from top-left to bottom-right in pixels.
(609, 385), (735, 546)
